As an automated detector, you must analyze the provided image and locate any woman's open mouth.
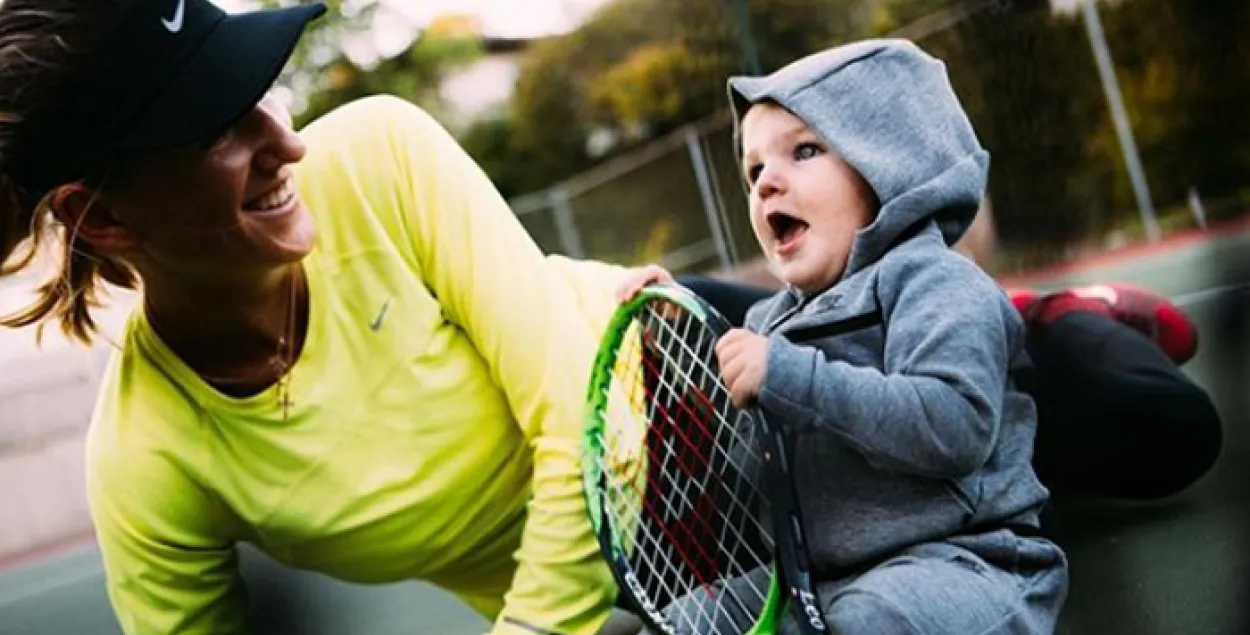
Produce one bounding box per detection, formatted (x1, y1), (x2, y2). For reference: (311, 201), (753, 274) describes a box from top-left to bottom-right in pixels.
(243, 177), (297, 215)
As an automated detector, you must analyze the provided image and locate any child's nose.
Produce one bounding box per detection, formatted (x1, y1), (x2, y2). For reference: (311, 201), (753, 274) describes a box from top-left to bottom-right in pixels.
(755, 165), (787, 199)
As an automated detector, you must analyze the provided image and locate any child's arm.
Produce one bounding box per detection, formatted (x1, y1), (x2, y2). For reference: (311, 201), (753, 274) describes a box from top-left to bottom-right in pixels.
(757, 257), (1018, 479)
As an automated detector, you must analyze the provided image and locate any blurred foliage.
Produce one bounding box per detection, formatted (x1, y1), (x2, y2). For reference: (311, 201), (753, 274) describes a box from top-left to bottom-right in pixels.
(469, 0), (870, 197)
(255, 0), (375, 103)
(915, 3), (1110, 250)
(921, 0), (1250, 251)
(588, 42), (701, 136)
(257, 0), (483, 128)
(297, 33), (482, 127)
(273, 0), (1249, 266)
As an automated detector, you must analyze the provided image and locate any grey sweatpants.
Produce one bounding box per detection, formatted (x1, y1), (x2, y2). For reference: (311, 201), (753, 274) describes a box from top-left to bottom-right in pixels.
(642, 529), (1068, 635)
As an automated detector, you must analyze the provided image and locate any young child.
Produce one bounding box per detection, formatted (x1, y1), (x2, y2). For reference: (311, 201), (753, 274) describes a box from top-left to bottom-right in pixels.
(619, 39), (1068, 634)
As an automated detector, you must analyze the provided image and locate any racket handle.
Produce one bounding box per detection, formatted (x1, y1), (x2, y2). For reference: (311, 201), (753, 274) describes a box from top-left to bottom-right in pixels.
(783, 517), (827, 634)
(763, 428), (829, 635)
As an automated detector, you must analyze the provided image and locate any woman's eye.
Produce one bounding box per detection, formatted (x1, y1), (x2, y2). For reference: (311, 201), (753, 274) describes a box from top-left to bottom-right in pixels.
(794, 141), (823, 161)
(196, 127), (230, 151)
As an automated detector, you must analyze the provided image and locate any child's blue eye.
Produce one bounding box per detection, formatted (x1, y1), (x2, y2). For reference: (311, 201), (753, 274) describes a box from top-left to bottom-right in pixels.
(794, 142), (823, 161)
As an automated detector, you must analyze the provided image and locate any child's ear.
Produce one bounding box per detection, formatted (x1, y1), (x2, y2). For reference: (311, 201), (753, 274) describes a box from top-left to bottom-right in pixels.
(953, 199), (999, 267)
(47, 183), (139, 253)
(853, 167), (881, 212)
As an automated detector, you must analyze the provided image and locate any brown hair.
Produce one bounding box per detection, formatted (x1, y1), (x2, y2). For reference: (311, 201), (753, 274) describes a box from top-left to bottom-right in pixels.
(0, 0), (139, 345)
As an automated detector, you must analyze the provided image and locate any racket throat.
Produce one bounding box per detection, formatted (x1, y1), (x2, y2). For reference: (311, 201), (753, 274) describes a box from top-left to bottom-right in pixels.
(745, 573), (784, 635)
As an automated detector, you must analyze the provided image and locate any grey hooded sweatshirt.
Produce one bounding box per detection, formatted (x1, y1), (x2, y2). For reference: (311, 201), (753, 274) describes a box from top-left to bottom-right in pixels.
(729, 39), (1050, 574)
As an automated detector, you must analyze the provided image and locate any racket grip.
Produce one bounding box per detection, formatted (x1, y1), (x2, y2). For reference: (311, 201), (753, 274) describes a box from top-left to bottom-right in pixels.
(766, 429), (829, 634)
(789, 514), (810, 572)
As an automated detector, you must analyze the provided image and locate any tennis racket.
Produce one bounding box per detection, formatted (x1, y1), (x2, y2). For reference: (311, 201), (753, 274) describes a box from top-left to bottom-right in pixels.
(582, 284), (827, 635)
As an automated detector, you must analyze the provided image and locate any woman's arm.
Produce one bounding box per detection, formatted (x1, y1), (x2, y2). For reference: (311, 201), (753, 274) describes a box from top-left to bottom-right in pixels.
(87, 442), (246, 634)
(370, 96), (616, 635)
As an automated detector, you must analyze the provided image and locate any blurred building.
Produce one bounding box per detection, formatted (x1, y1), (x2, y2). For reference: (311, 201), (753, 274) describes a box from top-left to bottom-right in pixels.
(440, 36), (535, 128)
(431, 13), (542, 129)
(0, 250), (135, 569)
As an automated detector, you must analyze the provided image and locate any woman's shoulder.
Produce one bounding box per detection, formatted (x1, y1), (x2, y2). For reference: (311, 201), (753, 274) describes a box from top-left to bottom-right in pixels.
(86, 360), (226, 544)
(86, 325), (204, 487)
(86, 382), (233, 548)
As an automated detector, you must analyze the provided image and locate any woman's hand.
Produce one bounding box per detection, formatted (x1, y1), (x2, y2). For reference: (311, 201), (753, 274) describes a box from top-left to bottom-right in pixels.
(615, 263), (675, 303)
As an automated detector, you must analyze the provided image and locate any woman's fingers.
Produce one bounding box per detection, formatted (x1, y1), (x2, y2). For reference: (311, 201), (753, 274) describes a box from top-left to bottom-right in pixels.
(615, 264), (674, 303)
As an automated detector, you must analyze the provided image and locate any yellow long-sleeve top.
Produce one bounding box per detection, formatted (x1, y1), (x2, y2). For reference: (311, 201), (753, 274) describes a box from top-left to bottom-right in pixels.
(85, 95), (630, 635)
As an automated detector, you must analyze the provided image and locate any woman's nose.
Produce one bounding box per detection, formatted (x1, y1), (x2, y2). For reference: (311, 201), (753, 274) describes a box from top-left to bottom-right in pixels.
(247, 98), (306, 172)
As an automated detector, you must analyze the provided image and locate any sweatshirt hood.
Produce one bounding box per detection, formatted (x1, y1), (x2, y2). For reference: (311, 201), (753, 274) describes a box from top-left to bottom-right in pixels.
(729, 39), (989, 281)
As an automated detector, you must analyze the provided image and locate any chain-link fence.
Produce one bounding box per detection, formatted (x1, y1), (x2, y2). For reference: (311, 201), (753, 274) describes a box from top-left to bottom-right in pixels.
(501, 3), (1001, 276)
(508, 110), (762, 276)
(506, 0), (1249, 277)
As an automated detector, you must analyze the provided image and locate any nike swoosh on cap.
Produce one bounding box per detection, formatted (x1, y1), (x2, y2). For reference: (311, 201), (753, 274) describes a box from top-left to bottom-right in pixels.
(162, 0), (186, 33)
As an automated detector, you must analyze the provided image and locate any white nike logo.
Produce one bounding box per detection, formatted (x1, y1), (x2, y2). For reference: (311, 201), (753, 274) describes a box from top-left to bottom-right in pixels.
(161, 0), (186, 33)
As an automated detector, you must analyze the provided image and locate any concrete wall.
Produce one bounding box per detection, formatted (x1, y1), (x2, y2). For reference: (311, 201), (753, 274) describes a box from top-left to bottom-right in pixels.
(0, 275), (135, 568)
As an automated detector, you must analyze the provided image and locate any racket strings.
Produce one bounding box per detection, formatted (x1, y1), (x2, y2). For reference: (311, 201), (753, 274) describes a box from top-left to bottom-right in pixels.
(594, 300), (774, 633)
(638, 312), (772, 565)
(641, 307), (770, 503)
(639, 307), (773, 624)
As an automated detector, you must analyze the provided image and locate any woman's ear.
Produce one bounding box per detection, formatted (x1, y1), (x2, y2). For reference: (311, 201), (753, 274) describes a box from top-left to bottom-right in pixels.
(47, 182), (139, 253)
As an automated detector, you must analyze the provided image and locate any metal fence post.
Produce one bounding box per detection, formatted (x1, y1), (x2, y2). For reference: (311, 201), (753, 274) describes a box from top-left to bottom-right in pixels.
(685, 128), (734, 271)
(1080, 0), (1160, 242)
(1187, 186), (1207, 230)
(549, 187), (586, 258)
(727, 0), (762, 75)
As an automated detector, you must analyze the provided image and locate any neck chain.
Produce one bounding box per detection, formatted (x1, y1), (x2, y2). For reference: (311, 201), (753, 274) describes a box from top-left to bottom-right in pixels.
(273, 266), (299, 421)
(146, 266), (301, 422)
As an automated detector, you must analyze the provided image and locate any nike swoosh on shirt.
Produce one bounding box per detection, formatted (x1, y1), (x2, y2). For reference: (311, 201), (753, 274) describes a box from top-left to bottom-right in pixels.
(162, 0), (186, 33)
(369, 299), (391, 332)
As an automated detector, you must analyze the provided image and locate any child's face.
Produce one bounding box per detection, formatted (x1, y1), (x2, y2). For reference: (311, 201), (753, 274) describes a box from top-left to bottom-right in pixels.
(740, 103), (876, 294)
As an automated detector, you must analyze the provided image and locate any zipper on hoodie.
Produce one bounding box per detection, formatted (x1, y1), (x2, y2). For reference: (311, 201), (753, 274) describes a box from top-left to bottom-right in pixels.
(765, 284), (847, 335)
(764, 287), (813, 334)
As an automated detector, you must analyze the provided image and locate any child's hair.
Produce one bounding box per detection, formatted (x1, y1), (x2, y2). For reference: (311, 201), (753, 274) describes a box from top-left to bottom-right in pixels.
(0, 0), (140, 345)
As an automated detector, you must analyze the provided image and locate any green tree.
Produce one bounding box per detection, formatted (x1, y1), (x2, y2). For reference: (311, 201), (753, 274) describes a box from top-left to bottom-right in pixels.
(256, 0), (378, 106)
(296, 32), (482, 128)
(917, 3), (1112, 250)
(1096, 0), (1250, 214)
(254, 1), (482, 129)
(458, 116), (536, 199)
(902, 0), (1249, 260)
(276, 0), (1245, 267)
(501, 0), (869, 194)
(588, 42), (703, 140)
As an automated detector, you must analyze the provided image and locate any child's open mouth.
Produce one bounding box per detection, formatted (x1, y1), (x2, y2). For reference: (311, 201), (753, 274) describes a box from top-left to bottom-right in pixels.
(768, 211), (809, 253)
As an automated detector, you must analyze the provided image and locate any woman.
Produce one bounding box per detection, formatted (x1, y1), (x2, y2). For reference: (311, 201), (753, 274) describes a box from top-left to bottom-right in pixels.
(0, 2), (1220, 634)
(0, 1), (627, 633)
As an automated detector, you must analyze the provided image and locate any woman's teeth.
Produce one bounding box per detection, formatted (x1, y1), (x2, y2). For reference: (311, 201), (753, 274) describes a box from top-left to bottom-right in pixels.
(248, 179), (295, 212)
